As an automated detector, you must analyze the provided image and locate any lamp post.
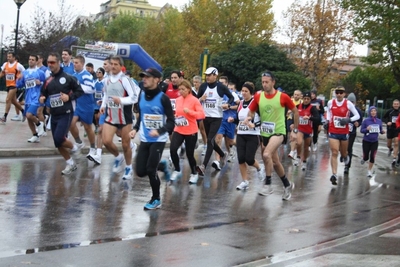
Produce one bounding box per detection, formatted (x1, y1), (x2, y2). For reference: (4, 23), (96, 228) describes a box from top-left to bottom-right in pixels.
(14, 0), (27, 54)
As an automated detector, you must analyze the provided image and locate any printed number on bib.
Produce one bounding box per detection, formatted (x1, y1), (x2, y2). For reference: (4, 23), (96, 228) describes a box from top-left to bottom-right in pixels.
(171, 99), (176, 111)
(25, 78), (36, 89)
(299, 116), (309, 125)
(204, 99), (216, 109)
(144, 114), (163, 130)
(107, 97), (120, 108)
(333, 116), (346, 128)
(369, 124), (380, 133)
(261, 122), (275, 134)
(238, 121), (249, 131)
(49, 93), (63, 108)
(392, 116), (398, 123)
(175, 116), (188, 126)
(5, 73), (15, 81)
(95, 92), (102, 99)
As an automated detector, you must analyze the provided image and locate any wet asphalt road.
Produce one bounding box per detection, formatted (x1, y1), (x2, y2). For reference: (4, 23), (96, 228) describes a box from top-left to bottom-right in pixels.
(0, 137), (400, 267)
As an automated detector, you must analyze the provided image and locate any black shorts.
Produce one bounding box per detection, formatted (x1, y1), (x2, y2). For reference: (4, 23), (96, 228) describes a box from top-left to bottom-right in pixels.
(387, 128), (398, 139)
(6, 86), (17, 93)
(261, 134), (287, 146)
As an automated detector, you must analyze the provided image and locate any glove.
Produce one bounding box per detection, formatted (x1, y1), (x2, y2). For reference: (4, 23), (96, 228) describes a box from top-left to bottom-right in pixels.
(339, 118), (351, 126)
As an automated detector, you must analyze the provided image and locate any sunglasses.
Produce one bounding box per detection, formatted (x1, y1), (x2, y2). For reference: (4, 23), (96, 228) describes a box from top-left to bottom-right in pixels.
(47, 61), (57, 65)
(335, 91), (345, 95)
(262, 72), (272, 77)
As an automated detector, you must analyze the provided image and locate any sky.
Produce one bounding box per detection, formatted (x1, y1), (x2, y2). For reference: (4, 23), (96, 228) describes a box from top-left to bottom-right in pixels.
(0, 0), (367, 55)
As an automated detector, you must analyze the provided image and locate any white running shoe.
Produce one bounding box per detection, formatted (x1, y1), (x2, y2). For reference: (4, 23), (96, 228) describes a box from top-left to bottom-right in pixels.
(367, 170), (373, 177)
(11, 115), (21, 121)
(189, 174), (199, 184)
(86, 148), (96, 161)
(170, 171), (182, 181)
(112, 156), (125, 173)
(282, 183), (294, 200)
(288, 150), (296, 159)
(293, 158), (299, 166)
(61, 164), (77, 175)
(211, 160), (221, 171)
(228, 150), (236, 163)
(312, 143), (318, 152)
(258, 165), (266, 181)
(236, 180), (249, 190)
(259, 184), (274, 196)
(122, 167), (133, 180)
(301, 162), (307, 171)
(27, 136), (40, 143)
(71, 142), (85, 154)
(36, 122), (45, 137)
(90, 154), (102, 165)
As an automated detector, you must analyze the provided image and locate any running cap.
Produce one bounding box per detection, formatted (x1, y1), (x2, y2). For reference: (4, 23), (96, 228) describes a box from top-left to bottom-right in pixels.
(139, 67), (162, 78)
(204, 67), (218, 75)
(303, 91), (311, 98)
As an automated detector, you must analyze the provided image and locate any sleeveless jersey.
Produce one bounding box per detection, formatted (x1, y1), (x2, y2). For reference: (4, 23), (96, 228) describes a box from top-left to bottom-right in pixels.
(4, 62), (18, 87)
(94, 79), (104, 110)
(259, 91), (286, 137)
(297, 103), (313, 134)
(329, 99), (350, 134)
(139, 91), (169, 143)
(104, 78), (133, 125)
(202, 85), (224, 118)
(237, 98), (260, 135)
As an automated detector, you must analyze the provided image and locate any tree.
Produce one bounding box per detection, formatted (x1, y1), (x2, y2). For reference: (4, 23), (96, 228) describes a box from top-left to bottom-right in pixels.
(211, 42), (310, 93)
(341, 0), (400, 87)
(282, 0), (354, 92)
(105, 13), (147, 44)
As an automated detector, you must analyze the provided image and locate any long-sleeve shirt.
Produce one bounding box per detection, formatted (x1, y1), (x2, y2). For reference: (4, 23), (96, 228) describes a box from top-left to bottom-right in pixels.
(360, 116), (384, 143)
(174, 94), (205, 135)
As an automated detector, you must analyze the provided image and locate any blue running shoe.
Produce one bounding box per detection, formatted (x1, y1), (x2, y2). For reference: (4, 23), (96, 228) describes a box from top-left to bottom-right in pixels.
(159, 159), (170, 181)
(144, 198), (161, 210)
(112, 156), (125, 173)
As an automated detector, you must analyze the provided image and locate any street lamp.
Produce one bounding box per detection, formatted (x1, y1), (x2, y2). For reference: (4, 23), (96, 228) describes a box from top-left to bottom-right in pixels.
(14, 0), (27, 54)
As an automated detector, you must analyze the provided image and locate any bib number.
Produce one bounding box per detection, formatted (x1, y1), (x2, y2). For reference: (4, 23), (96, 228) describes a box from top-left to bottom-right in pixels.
(107, 97), (120, 108)
(238, 121), (249, 131)
(175, 116), (188, 127)
(204, 99), (216, 109)
(261, 122), (275, 134)
(369, 124), (380, 133)
(171, 99), (176, 111)
(5, 73), (15, 81)
(25, 78), (36, 89)
(95, 92), (102, 99)
(333, 116), (346, 128)
(144, 114), (163, 130)
(49, 93), (63, 108)
(299, 116), (309, 125)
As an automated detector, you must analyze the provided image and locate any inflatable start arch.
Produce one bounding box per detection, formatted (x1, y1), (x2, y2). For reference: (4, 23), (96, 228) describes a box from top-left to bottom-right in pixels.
(73, 41), (162, 71)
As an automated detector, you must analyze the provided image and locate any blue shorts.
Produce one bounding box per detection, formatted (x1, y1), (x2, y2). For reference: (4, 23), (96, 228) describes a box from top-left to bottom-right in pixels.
(25, 104), (40, 116)
(74, 107), (94, 125)
(51, 113), (73, 147)
(99, 113), (106, 126)
(300, 131), (312, 139)
(217, 120), (236, 139)
(328, 133), (349, 141)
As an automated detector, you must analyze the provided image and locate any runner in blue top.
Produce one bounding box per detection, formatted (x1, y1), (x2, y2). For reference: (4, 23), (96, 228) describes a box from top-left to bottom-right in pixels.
(61, 48), (74, 74)
(17, 55), (46, 142)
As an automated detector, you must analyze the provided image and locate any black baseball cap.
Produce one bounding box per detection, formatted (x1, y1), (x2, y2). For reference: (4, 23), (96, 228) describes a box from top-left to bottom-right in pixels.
(139, 68), (162, 78)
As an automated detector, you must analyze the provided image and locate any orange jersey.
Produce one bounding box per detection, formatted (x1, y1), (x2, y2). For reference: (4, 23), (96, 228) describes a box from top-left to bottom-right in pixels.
(2, 62), (24, 87)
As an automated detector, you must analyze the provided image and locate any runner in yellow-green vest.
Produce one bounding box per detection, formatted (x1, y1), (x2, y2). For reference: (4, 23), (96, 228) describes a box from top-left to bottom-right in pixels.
(246, 71), (299, 200)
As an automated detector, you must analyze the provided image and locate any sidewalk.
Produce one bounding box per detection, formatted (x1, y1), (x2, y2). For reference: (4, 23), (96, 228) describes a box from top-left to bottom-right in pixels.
(0, 91), (144, 157)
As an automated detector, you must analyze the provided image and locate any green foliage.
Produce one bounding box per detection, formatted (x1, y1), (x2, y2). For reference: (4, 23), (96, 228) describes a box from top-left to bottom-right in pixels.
(211, 42), (310, 93)
(105, 13), (147, 43)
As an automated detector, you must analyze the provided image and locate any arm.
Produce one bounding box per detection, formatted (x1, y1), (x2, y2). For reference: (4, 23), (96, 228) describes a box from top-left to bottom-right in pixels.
(382, 110), (390, 124)
(185, 97), (205, 120)
(69, 76), (84, 100)
(221, 84), (234, 104)
(80, 74), (95, 94)
(196, 83), (207, 99)
(309, 106), (321, 122)
(348, 102), (360, 122)
(158, 94), (175, 135)
(360, 120), (368, 134)
(132, 100), (141, 132)
(119, 77), (139, 105)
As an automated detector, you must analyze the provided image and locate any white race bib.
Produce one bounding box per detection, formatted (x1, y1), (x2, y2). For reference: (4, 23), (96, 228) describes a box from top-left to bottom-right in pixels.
(175, 116), (188, 126)
(204, 99), (216, 109)
(238, 121), (249, 131)
(107, 97), (120, 108)
(144, 114), (163, 130)
(25, 78), (36, 89)
(333, 116), (346, 128)
(299, 116), (309, 125)
(369, 124), (380, 133)
(49, 93), (63, 108)
(5, 73), (15, 81)
(261, 122), (275, 134)
(95, 92), (102, 99)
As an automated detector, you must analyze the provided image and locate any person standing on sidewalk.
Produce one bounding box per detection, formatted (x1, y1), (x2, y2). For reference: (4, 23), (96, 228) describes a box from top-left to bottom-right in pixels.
(344, 93), (363, 174)
(247, 71), (298, 200)
(195, 67), (234, 176)
(360, 106), (385, 177)
(16, 55), (46, 142)
(39, 52), (84, 175)
(325, 86), (360, 185)
(382, 99), (400, 166)
(129, 67), (175, 210)
(0, 52), (26, 124)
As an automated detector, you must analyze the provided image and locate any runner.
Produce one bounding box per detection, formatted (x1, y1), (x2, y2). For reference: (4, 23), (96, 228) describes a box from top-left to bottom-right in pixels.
(192, 75), (208, 155)
(247, 71), (298, 200)
(360, 106), (385, 177)
(61, 48), (74, 75)
(129, 67), (175, 210)
(100, 56), (139, 179)
(325, 86), (360, 185)
(382, 99), (400, 166)
(39, 52), (84, 174)
(288, 90), (302, 160)
(310, 89), (324, 151)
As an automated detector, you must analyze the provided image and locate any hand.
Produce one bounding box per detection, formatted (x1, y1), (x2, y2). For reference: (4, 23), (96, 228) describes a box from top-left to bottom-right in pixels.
(227, 117), (234, 123)
(39, 96), (46, 104)
(183, 108), (190, 114)
(387, 122), (392, 126)
(221, 103), (229, 110)
(200, 95), (207, 101)
(354, 121), (359, 127)
(129, 130), (137, 138)
(149, 130), (159, 137)
(35, 79), (41, 85)
(111, 96), (121, 105)
(290, 131), (298, 143)
(339, 118), (350, 126)
(381, 130), (386, 134)
(290, 124), (294, 130)
(60, 92), (69, 102)
(97, 100), (103, 106)
(323, 122), (329, 132)
(367, 125), (371, 131)
(303, 116), (310, 120)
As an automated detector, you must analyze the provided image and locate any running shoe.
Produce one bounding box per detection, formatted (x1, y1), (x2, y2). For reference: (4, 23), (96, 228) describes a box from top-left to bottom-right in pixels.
(282, 183), (294, 200)
(236, 180), (249, 190)
(0, 116), (6, 124)
(367, 170), (373, 177)
(189, 174), (199, 184)
(344, 156), (350, 165)
(112, 156), (125, 173)
(61, 164), (77, 175)
(212, 160), (221, 171)
(392, 159), (396, 167)
(360, 159), (365, 165)
(144, 198), (161, 210)
(228, 149), (236, 163)
(71, 142), (85, 154)
(36, 122), (45, 137)
(159, 159), (171, 181)
(288, 150), (297, 159)
(27, 136), (40, 143)
(11, 115), (21, 121)
(293, 158), (300, 166)
(201, 145), (207, 156)
(86, 148), (96, 161)
(312, 143), (318, 152)
(301, 162), (307, 171)
(344, 166), (349, 174)
(330, 174), (338, 185)
(258, 165), (266, 181)
(122, 167), (133, 180)
(220, 151), (229, 167)
(259, 184), (274, 196)
(170, 171), (182, 181)
(90, 153), (102, 165)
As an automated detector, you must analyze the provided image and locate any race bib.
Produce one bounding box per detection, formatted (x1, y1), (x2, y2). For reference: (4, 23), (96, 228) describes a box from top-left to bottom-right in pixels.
(144, 114), (163, 130)
(49, 93), (63, 108)
(369, 124), (380, 133)
(204, 99), (216, 109)
(349, 123), (354, 132)
(107, 97), (120, 108)
(299, 116), (309, 125)
(392, 116), (398, 123)
(333, 116), (346, 128)
(94, 92), (102, 99)
(25, 78), (36, 89)
(175, 116), (188, 127)
(5, 73), (15, 81)
(238, 121), (249, 131)
(261, 122), (275, 134)
(171, 99), (176, 111)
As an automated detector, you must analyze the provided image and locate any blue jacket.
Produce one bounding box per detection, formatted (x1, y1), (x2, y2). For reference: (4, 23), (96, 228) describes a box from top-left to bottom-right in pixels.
(360, 106), (384, 142)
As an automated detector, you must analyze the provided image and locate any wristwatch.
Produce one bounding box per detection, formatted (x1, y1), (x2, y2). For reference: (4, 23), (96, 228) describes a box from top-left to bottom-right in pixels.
(293, 129), (298, 133)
